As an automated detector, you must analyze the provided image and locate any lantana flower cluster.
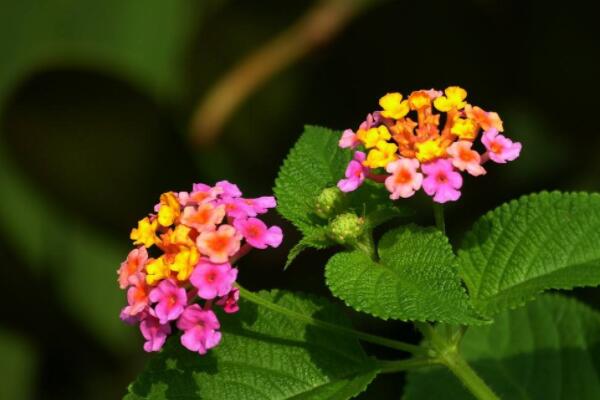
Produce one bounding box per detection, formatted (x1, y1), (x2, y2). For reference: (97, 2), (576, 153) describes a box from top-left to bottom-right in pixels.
(117, 181), (282, 354)
(338, 86), (522, 203)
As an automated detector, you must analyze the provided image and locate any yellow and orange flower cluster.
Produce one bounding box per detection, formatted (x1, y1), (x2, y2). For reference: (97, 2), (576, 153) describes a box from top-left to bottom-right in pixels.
(338, 86), (521, 203)
(357, 87), (503, 165)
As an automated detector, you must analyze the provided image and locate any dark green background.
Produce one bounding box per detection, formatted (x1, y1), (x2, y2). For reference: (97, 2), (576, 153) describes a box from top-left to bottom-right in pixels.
(0, 0), (598, 398)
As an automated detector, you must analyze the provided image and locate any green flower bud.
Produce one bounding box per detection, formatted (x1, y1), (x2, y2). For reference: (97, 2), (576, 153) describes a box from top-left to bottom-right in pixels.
(328, 212), (365, 245)
(314, 186), (345, 219)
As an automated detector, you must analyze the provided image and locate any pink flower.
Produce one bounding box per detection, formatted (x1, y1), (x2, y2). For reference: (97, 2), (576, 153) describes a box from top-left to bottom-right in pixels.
(339, 129), (359, 149)
(384, 158), (423, 199)
(180, 203), (226, 231)
(216, 180), (242, 198)
(216, 288), (240, 314)
(422, 159), (463, 203)
(148, 279), (188, 324)
(190, 259), (238, 300)
(196, 224), (242, 263)
(233, 218), (283, 249)
(123, 280), (150, 316)
(358, 112), (382, 130)
(337, 151), (367, 193)
(446, 141), (486, 176)
(481, 129), (522, 163)
(244, 196), (277, 215)
(179, 183), (221, 206)
(177, 305), (222, 355)
(220, 197), (256, 219)
(117, 247), (148, 289)
(120, 308), (145, 325)
(140, 315), (171, 352)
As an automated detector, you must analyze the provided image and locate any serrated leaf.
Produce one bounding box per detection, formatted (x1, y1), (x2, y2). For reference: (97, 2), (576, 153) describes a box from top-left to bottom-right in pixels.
(457, 191), (600, 316)
(126, 290), (378, 400)
(404, 294), (600, 399)
(275, 125), (350, 235)
(325, 226), (483, 324)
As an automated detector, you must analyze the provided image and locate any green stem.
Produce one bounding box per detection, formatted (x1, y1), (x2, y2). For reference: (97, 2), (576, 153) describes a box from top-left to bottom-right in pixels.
(433, 202), (446, 235)
(377, 357), (440, 374)
(237, 284), (426, 355)
(440, 351), (500, 400)
(424, 324), (498, 400)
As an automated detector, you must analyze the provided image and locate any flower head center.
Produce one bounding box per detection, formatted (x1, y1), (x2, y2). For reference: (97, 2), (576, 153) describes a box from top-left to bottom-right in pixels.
(395, 168), (412, 184)
(490, 141), (503, 154)
(436, 172), (448, 184)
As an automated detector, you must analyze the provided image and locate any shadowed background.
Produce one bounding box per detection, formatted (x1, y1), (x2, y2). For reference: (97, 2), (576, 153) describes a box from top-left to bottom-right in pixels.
(0, 0), (598, 398)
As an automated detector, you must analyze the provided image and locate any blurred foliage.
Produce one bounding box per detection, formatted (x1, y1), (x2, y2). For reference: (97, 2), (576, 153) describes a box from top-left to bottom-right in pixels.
(0, 0), (599, 398)
(0, 329), (37, 400)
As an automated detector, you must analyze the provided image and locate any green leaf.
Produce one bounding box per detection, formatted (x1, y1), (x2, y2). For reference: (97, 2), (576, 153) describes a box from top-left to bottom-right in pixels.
(126, 290), (379, 400)
(404, 294), (600, 399)
(0, 0), (197, 102)
(274, 126), (409, 266)
(0, 329), (38, 400)
(457, 191), (600, 316)
(275, 125), (351, 234)
(325, 226), (483, 324)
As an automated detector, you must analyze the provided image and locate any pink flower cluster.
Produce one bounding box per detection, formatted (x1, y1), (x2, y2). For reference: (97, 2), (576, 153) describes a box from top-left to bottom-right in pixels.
(117, 181), (282, 354)
(337, 87), (522, 203)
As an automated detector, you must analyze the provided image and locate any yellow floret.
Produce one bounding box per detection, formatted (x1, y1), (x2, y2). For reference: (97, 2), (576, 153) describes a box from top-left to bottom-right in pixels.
(363, 140), (398, 168)
(146, 256), (171, 285)
(157, 192), (180, 227)
(357, 125), (391, 149)
(169, 247), (200, 281)
(451, 118), (478, 140)
(130, 217), (159, 248)
(433, 86), (467, 112)
(416, 139), (445, 162)
(379, 92), (410, 119)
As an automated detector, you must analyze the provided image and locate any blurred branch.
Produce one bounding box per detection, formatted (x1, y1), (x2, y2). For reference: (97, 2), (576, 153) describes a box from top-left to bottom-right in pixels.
(189, 0), (377, 146)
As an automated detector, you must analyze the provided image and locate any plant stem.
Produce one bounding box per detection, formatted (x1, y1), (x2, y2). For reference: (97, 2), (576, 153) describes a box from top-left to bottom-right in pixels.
(189, 0), (370, 145)
(377, 357), (440, 374)
(423, 323), (498, 400)
(237, 284), (426, 355)
(439, 351), (500, 400)
(433, 203), (446, 235)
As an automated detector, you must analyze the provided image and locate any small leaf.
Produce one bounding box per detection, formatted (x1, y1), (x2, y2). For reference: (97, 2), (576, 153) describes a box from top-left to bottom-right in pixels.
(325, 226), (483, 324)
(126, 290), (379, 400)
(284, 227), (330, 270)
(457, 191), (600, 316)
(404, 294), (600, 399)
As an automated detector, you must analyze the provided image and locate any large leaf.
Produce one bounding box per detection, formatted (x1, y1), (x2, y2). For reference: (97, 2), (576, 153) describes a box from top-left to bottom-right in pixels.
(126, 290), (379, 400)
(0, 0), (196, 102)
(325, 226), (483, 324)
(404, 294), (600, 399)
(274, 126), (408, 265)
(457, 191), (600, 316)
(0, 329), (37, 400)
